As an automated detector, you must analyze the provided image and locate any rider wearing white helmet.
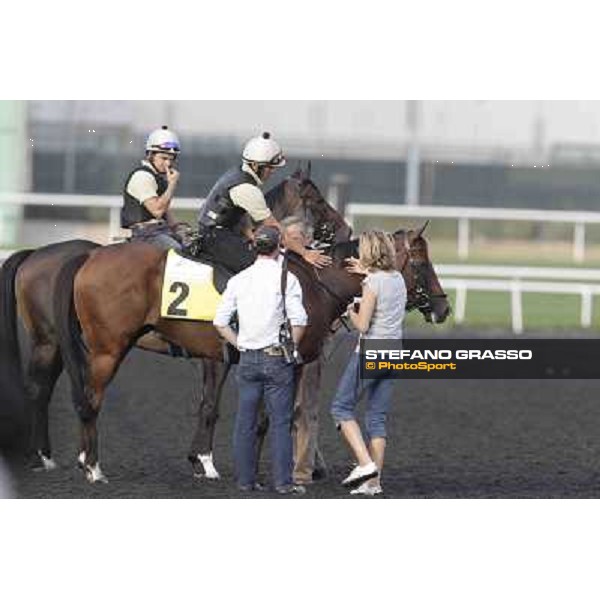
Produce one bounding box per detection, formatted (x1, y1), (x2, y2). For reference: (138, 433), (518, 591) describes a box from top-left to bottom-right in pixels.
(197, 132), (330, 273)
(121, 125), (183, 250)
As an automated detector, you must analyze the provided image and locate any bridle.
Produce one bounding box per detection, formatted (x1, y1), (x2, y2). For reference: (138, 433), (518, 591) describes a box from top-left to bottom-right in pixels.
(394, 229), (447, 316)
(292, 177), (339, 247)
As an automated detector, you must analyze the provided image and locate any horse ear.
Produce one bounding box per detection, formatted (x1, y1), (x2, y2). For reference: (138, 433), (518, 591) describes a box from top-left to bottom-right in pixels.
(306, 160), (312, 178)
(292, 161), (302, 179)
(416, 220), (430, 237)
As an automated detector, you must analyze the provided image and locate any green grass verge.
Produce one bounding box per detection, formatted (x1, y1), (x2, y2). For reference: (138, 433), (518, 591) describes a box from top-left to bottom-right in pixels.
(405, 289), (600, 332)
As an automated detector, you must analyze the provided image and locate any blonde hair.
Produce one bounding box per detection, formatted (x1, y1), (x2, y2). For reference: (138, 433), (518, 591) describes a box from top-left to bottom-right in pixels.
(358, 229), (396, 272)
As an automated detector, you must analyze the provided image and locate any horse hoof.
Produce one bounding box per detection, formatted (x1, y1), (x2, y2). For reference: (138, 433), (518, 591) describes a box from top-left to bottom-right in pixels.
(29, 452), (58, 472)
(39, 454), (58, 471)
(193, 453), (221, 480)
(79, 454), (108, 484)
(85, 464), (108, 484)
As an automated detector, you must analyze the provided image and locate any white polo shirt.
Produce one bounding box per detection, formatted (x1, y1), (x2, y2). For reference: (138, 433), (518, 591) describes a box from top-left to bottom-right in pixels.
(213, 256), (307, 350)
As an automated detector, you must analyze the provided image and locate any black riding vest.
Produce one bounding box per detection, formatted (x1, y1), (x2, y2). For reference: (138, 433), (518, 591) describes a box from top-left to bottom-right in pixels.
(198, 166), (258, 230)
(121, 165), (168, 228)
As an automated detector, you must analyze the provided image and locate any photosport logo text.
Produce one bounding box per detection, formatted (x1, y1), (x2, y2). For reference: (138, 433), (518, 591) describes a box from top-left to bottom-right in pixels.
(360, 339), (600, 380)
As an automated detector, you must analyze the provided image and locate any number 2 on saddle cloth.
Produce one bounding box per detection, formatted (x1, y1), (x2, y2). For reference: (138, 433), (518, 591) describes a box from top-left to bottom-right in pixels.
(160, 250), (231, 322)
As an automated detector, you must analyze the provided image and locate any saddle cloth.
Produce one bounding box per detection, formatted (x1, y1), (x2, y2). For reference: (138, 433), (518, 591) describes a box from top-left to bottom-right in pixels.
(160, 250), (230, 321)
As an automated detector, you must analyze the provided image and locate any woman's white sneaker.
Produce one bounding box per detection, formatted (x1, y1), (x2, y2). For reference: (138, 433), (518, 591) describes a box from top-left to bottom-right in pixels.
(350, 482), (383, 496)
(341, 461), (378, 487)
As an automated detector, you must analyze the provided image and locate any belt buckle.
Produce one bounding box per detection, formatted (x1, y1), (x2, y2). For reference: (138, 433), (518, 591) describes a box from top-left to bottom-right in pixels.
(264, 345), (282, 357)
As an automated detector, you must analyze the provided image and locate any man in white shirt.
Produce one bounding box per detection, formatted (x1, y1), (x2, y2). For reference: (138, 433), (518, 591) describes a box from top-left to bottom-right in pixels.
(213, 226), (307, 494)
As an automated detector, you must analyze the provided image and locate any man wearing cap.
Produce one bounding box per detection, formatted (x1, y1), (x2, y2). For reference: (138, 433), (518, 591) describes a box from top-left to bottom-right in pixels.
(121, 125), (183, 250)
(197, 131), (331, 273)
(213, 225), (307, 494)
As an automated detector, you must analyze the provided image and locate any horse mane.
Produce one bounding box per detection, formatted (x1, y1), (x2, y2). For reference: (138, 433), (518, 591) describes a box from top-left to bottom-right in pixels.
(264, 178), (287, 211)
(329, 239), (358, 267)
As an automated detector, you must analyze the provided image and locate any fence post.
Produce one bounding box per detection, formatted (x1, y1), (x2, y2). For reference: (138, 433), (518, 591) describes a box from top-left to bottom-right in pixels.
(458, 218), (470, 260)
(573, 221), (586, 263)
(455, 282), (467, 324)
(510, 282), (523, 334)
(327, 173), (351, 225)
(109, 207), (121, 242)
(580, 286), (593, 327)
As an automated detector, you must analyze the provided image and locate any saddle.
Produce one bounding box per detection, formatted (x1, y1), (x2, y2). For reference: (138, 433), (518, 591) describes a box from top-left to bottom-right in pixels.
(175, 247), (233, 294)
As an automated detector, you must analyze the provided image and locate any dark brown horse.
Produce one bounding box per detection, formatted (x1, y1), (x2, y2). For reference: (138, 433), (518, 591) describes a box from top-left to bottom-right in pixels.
(0, 240), (100, 464)
(0, 165), (349, 472)
(53, 224), (448, 482)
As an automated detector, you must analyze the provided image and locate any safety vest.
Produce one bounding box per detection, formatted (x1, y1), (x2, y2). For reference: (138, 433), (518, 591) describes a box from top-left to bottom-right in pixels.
(198, 166), (258, 230)
(121, 165), (168, 228)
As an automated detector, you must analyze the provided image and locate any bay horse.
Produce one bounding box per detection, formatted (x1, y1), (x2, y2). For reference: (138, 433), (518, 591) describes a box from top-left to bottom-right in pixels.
(53, 224), (448, 483)
(0, 164), (350, 471)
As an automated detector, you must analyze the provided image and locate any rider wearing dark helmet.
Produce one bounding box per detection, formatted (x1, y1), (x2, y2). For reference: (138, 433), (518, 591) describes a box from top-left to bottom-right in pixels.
(197, 132), (330, 273)
(121, 125), (183, 250)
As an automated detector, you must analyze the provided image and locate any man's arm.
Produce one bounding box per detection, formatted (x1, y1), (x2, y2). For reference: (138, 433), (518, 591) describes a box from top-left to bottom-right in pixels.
(286, 275), (308, 346)
(213, 279), (239, 347)
(286, 275), (308, 349)
(215, 324), (238, 347)
(143, 168), (180, 220)
(347, 287), (376, 334)
(282, 234), (331, 269)
(291, 325), (306, 345)
(231, 183), (332, 268)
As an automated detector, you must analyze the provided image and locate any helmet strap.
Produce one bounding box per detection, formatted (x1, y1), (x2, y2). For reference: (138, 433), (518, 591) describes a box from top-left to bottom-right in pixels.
(255, 163), (269, 182)
(147, 152), (166, 173)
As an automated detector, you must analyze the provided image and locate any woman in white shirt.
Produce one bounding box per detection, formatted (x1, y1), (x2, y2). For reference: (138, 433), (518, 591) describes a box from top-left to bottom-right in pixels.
(330, 230), (406, 496)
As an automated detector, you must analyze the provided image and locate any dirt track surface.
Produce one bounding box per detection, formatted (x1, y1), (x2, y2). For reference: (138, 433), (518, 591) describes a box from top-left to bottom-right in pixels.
(10, 329), (600, 498)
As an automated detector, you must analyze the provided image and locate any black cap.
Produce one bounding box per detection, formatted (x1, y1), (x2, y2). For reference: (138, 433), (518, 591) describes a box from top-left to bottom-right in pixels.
(254, 226), (281, 254)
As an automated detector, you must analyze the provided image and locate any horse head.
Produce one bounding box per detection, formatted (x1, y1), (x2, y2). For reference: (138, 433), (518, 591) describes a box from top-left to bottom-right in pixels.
(324, 227), (450, 325)
(393, 222), (450, 323)
(266, 162), (352, 244)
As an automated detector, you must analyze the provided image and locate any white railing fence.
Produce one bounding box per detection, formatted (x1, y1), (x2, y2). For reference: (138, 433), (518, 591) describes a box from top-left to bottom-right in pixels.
(346, 203), (600, 263)
(0, 193), (203, 243)
(442, 279), (600, 334)
(3, 195), (600, 262)
(437, 264), (600, 333)
(3, 194), (600, 332)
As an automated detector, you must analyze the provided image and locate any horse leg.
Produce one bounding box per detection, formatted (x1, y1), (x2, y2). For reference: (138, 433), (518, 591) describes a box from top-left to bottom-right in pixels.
(188, 359), (229, 480)
(76, 352), (120, 484)
(25, 341), (62, 471)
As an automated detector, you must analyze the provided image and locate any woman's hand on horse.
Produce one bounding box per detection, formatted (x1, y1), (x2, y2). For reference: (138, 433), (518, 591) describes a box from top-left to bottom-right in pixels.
(345, 257), (367, 275)
(303, 249), (332, 269)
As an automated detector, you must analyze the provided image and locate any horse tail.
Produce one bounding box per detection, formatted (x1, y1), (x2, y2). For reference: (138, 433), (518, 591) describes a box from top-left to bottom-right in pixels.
(54, 253), (94, 422)
(0, 249), (34, 452)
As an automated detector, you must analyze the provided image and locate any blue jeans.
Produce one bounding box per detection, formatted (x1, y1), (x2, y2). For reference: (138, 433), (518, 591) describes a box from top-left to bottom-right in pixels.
(330, 352), (394, 439)
(234, 351), (295, 488)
